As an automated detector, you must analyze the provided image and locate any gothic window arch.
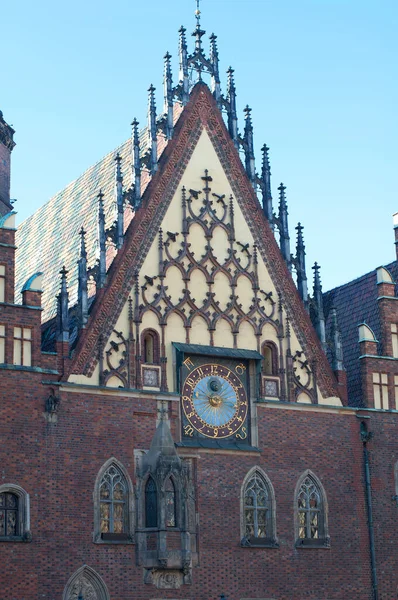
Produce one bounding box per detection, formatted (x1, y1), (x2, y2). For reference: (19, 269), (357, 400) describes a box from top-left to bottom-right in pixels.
(294, 470), (330, 548)
(145, 476), (158, 528)
(0, 483), (31, 542)
(164, 476), (177, 528)
(141, 328), (160, 364)
(62, 565), (110, 600)
(261, 341), (278, 376)
(93, 458), (134, 544)
(240, 467), (278, 547)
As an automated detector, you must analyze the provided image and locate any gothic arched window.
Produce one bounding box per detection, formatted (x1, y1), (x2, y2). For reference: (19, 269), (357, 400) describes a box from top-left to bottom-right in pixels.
(93, 459), (134, 544)
(145, 477), (158, 528)
(0, 484), (31, 542)
(165, 478), (176, 527)
(63, 565), (110, 600)
(100, 464), (127, 535)
(241, 468), (278, 547)
(142, 329), (160, 364)
(295, 471), (329, 547)
(262, 341), (278, 375)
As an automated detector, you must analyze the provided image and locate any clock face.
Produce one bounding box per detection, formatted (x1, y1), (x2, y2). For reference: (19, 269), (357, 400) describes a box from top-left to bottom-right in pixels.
(181, 362), (248, 440)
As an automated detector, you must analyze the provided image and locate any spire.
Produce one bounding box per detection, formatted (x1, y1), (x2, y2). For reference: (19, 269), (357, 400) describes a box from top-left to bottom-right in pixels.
(312, 262), (326, 350)
(294, 223), (308, 309)
(226, 67), (239, 149)
(330, 307), (344, 371)
(163, 52), (174, 140)
(179, 26), (189, 106)
(243, 106), (256, 188)
(210, 34), (221, 108)
(78, 227), (88, 328)
(193, 0), (206, 55)
(131, 118), (141, 207)
(97, 190), (106, 288)
(147, 85), (158, 175)
(260, 144), (273, 228)
(115, 153), (124, 250)
(277, 183), (291, 269)
(56, 266), (69, 343)
(141, 410), (181, 474)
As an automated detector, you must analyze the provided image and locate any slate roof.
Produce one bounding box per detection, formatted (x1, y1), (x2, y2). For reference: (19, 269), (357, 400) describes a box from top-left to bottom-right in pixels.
(323, 260), (398, 407)
(15, 107), (182, 323)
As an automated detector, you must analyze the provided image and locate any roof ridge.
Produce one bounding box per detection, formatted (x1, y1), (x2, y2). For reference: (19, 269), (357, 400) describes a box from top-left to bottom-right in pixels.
(324, 259), (397, 295)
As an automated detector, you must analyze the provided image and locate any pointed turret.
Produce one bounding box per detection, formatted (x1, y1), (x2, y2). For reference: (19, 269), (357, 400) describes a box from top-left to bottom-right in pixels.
(294, 223), (308, 309)
(179, 26), (189, 106)
(260, 144), (273, 228)
(115, 153), (124, 249)
(243, 106), (256, 188)
(148, 85), (158, 175)
(163, 52), (174, 140)
(131, 118), (141, 207)
(56, 266), (69, 343)
(77, 227), (88, 328)
(0, 110), (16, 216)
(209, 34), (221, 107)
(277, 183), (291, 270)
(312, 262), (326, 350)
(97, 190), (107, 288)
(141, 408), (181, 473)
(226, 67), (238, 149)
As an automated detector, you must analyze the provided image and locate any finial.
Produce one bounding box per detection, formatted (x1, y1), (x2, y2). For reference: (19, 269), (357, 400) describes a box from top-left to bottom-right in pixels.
(78, 227), (88, 328)
(97, 190), (106, 288)
(210, 33), (221, 107)
(277, 183), (291, 270)
(57, 266), (69, 343)
(131, 119), (141, 207)
(115, 153), (124, 250)
(79, 226), (87, 258)
(260, 144), (273, 227)
(163, 52), (174, 140)
(148, 85), (158, 175)
(243, 106), (256, 188)
(178, 26), (189, 105)
(311, 262), (326, 350)
(192, 0), (206, 54)
(227, 67), (239, 149)
(294, 223), (308, 309)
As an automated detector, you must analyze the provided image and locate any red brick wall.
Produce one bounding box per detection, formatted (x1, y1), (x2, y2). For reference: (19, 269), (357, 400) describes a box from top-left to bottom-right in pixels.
(2, 374), (398, 600)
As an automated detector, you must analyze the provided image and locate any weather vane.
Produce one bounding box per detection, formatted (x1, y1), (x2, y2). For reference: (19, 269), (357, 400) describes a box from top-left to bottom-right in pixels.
(195, 0), (201, 23)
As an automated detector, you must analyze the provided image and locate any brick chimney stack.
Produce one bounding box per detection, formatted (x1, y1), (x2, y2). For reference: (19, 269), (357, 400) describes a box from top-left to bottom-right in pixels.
(0, 110), (16, 216)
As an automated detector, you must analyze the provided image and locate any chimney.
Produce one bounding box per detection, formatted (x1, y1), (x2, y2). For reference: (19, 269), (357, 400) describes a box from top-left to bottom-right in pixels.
(0, 111), (16, 216)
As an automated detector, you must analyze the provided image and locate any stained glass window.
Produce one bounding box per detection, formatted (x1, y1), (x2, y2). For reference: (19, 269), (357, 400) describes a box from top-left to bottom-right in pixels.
(165, 478), (176, 527)
(0, 492), (19, 536)
(244, 472), (268, 539)
(99, 465), (127, 534)
(297, 476), (322, 540)
(145, 477), (158, 528)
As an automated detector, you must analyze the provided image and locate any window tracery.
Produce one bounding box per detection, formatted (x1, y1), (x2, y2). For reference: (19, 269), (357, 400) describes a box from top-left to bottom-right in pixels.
(0, 484), (31, 542)
(145, 477), (158, 528)
(241, 468), (277, 547)
(62, 566), (110, 600)
(165, 477), (176, 527)
(295, 471), (329, 547)
(93, 459), (134, 544)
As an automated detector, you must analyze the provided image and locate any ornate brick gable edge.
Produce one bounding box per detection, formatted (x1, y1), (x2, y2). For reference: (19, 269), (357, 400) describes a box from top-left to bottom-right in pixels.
(68, 83), (339, 400)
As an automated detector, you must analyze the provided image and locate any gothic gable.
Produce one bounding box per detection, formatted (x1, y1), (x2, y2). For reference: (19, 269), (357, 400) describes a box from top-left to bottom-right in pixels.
(68, 83), (340, 404)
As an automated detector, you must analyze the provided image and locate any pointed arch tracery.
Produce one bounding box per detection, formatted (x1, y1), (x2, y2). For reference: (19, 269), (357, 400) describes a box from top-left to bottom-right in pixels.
(240, 467), (278, 548)
(93, 458), (134, 544)
(294, 470), (330, 548)
(62, 565), (110, 600)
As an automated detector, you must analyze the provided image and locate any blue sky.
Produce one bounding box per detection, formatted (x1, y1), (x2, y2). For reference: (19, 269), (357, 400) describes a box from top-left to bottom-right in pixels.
(2, 0), (397, 291)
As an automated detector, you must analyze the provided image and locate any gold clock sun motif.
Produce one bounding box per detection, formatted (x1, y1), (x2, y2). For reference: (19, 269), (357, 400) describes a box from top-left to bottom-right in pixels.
(182, 363), (248, 439)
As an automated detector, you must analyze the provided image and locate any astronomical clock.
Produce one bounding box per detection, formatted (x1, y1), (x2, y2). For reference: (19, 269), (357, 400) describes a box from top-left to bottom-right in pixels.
(175, 345), (257, 448)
